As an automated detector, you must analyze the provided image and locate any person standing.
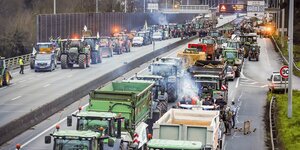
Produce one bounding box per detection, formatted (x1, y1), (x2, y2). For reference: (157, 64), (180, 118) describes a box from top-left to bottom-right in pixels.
(19, 57), (24, 74)
(231, 101), (237, 128)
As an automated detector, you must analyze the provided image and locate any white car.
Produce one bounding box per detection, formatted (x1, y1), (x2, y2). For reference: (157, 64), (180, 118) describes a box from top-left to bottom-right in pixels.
(268, 72), (288, 93)
(226, 66), (235, 81)
(132, 36), (144, 46)
(152, 32), (163, 41)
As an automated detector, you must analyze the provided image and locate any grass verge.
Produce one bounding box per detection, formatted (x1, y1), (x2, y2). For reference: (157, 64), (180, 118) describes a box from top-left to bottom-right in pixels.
(270, 90), (300, 150)
(273, 35), (300, 77)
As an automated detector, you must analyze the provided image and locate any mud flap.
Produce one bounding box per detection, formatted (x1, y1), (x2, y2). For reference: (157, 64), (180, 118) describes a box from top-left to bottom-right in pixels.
(135, 122), (148, 149)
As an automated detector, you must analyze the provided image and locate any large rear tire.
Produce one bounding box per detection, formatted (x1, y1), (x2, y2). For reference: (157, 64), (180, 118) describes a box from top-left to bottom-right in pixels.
(3, 70), (11, 86)
(30, 59), (35, 69)
(61, 55), (68, 69)
(79, 54), (86, 69)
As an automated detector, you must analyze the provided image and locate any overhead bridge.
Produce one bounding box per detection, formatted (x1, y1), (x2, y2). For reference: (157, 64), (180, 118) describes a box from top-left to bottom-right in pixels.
(161, 5), (210, 14)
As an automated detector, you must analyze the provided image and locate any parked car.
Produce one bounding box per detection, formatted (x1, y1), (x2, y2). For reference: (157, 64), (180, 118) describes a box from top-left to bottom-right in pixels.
(152, 31), (163, 41)
(268, 72), (288, 93)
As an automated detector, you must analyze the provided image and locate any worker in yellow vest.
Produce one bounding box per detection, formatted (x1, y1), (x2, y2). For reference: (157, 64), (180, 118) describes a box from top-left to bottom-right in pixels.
(19, 57), (24, 74)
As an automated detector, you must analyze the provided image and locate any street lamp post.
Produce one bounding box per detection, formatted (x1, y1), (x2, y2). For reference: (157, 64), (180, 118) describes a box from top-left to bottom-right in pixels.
(281, 0), (285, 47)
(54, 0), (56, 14)
(287, 0), (294, 118)
(96, 0), (98, 13)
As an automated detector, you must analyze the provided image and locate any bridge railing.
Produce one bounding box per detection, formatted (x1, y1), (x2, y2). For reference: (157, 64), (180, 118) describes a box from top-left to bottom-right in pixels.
(161, 5), (210, 14)
(4, 54), (31, 70)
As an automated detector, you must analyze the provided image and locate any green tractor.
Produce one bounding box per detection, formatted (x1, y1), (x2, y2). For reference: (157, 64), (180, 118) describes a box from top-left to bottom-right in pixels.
(240, 33), (258, 58)
(248, 44), (260, 61)
(223, 48), (243, 77)
(45, 129), (122, 150)
(0, 57), (12, 87)
(60, 39), (91, 69)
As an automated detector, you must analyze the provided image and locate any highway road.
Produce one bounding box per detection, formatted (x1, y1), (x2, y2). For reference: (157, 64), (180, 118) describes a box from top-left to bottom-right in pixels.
(3, 14), (295, 150)
(0, 38), (181, 128)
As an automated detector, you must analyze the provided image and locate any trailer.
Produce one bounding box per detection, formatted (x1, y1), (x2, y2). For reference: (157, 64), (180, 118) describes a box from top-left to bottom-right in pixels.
(151, 109), (224, 150)
(86, 81), (154, 149)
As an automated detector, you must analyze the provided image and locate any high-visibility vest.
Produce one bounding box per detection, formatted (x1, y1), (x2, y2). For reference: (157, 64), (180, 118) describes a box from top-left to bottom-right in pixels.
(19, 59), (24, 65)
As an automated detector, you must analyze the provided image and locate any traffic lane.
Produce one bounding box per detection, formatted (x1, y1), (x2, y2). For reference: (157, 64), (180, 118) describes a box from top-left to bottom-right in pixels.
(262, 38), (300, 89)
(0, 38), (193, 150)
(224, 37), (273, 149)
(225, 86), (267, 150)
(0, 38), (181, 127)
(216, 14), (237, 28)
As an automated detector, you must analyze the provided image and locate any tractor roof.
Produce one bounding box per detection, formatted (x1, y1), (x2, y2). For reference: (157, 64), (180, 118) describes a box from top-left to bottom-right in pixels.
(75, 111), (117, 119)
(53, 130), (100, 138)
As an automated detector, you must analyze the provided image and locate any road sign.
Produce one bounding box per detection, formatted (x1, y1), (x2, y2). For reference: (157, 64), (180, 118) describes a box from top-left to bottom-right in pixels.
(219, 4), (247, 13)
(280, 65), (289, 78)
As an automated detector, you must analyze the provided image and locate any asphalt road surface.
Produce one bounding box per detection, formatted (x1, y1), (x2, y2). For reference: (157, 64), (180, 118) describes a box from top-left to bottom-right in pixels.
(224, 37), (300, 150)
(0, 38), (199, 150)
(0, 38), (180, 127)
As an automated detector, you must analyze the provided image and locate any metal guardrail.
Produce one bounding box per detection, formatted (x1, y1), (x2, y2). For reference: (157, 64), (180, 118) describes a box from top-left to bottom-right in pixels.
(4, 54), (31, 70)
(269, 96), (276, 150)
(271, 36), (300, 72)
(161, 5), (210, 14)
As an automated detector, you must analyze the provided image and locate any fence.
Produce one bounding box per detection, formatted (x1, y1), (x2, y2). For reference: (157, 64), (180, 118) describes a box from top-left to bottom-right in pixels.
(5, 54), (31, 70)
(37, 12), (196, 42)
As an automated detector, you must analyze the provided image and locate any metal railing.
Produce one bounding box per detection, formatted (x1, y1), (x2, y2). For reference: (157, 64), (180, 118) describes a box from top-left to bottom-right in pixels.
(271, 36), (300, 72)
(161, 5), (210, 14)
(4, 54), (31, 70)
(269, 96), (277, 150)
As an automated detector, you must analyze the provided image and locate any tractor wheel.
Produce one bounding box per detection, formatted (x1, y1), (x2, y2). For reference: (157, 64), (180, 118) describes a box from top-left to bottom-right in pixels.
(235, 69), (241, 77)
(61, 55), (68, 69)
(256, 56), (259, 61)
(91, 51), (98, 64)
(30, 59), (35, 69)
(248, 56), (251, 61)
(78, 54), (86, 69)
(3, 70), (11, 86)
(0, 77), (3, 87)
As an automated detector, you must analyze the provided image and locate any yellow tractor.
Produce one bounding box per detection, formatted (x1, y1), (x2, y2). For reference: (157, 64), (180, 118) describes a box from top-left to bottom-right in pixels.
(0, 57), (12, 87)
(177, 48), (206, 69)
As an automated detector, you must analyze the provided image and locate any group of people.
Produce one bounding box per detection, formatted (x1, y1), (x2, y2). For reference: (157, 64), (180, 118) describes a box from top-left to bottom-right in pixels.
(179, 93), (237, 135)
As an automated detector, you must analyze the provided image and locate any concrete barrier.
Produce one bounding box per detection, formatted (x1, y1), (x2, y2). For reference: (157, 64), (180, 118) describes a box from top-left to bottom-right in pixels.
(0, 37), (196, 146)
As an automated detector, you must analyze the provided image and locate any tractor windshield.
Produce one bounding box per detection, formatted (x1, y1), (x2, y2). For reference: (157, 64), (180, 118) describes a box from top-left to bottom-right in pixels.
(54, 138), (91, 150)
(200, 38), (215, 44)
(78, 118), (110, 132)
(227, 42), (240, 49)
(137, 33), (146, 37)
(225, 51), (237, 59)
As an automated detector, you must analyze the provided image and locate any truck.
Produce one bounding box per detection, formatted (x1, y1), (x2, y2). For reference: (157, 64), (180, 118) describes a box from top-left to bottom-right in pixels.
(177, 48), (206, 69)
(222, 48), (243, 77)
(45, 129), (123, 150)
(151, 109), (224, 150)
(187, 60), (228, 101)
(239, 33), (258, 58)
(30, 42), (58, 71)
(248, 43), (260, 61)
(199, 37), (217, 60)
(148, 57), (182, 102)
(0, 57), (12, 87)
(86, 81), (155, 149)
(60, 39), (91, 69)
(82, 27), (103, 64)
(99, 36), (113, 57)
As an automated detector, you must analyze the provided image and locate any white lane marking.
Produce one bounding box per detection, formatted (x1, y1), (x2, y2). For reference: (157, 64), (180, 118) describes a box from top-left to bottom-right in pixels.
(19, 80), (26, 83)
(43, 84), (51, 88)
(11, 96), (22, 101)
(235, 77), (240, 88)
(66, 74), (73, 78)
(20, 103), (89, 148)
(20, 39), (191, 148)
(264, 39), (271, 67)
